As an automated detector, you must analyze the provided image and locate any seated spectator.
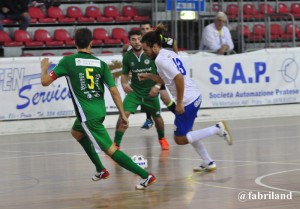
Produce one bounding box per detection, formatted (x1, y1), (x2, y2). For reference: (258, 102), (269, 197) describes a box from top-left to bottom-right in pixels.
(0, 0), (31, 30)
(199, 12), (234, 55)
(29, 0), (61, 14)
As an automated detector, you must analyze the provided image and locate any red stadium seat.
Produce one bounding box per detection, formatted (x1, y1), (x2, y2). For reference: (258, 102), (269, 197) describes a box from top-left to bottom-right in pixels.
(41, 52), (55, 56)
(248, 24), (266, 41)
(47, 6), (75, 23)
(283, 23), (300, 39)
(86, 6), (114, 23)
(104, 5), (131, 22)
(34, 29), (64, 46)
(291, 3), (300, 19)
(122, 5), (150, 21)
(111, 27), (128, 43)
(269, 24), (284, 40)
(243, 4), (264, 20)
(62, 51), (74, 56)
(86, 6), (101, 18)
(101, 50), (113, 54)
(28, 7), (56, 23)
(212, 3), (221, 13)
(66, 6), (94, 22)
(93, 28), (121, 45)
(14, 30), (44, 47)
(227, 4), (238, 20)
(21, 53), (34, 56)
(259, 3), (274, 15)
(1, 18), (17, 25)
(53, 29), (75, 46)
(277, 3), (289, 14)
(244, 25), (251, 38)
(0, 30), (23, 47)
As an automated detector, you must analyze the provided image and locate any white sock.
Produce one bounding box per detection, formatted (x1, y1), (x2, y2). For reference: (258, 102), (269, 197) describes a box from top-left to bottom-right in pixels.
(191, 141), (213, 165)
(186, 125), (219, 144)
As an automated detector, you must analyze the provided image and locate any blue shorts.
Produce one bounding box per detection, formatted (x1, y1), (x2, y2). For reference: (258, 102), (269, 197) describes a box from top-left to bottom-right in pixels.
(174, 96), (201, 136)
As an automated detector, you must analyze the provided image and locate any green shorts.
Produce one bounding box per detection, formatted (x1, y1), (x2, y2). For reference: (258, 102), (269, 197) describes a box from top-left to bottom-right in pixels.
(123, 92), (161, 117)
(72, 118), (112, 152)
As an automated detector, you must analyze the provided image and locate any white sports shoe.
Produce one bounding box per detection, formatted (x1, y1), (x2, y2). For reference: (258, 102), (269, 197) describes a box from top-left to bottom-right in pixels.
(92, 168), (110, 181)
(193, 161), (217, 172)
(136, 173), (156, 190)
(216, 121), (233, 145)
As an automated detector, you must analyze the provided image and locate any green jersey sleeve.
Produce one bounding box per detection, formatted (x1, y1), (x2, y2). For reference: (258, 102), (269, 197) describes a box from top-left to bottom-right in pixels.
(102, 62), (116, 88)
(53, 56), (69, 78)
(122, 53), (130, 75)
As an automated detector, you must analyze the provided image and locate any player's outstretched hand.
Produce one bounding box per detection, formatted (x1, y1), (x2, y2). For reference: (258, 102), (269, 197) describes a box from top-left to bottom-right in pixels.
(121, 115), (129, 129)
(40, 58), (51, 71)
(137, 73), (148, 81)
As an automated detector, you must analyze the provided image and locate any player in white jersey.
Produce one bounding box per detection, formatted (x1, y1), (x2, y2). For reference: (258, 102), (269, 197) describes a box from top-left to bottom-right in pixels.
(138, 30), (233, 172)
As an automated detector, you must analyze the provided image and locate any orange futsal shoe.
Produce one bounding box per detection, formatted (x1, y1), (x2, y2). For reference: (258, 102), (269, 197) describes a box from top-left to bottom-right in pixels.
(159, 137), (169, 150)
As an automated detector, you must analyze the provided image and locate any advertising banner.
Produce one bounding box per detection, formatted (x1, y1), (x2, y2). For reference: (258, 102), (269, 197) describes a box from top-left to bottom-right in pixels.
(0, 55), (124, 121)
(190, 48), (300, 107)
(1, 48), (299, 121)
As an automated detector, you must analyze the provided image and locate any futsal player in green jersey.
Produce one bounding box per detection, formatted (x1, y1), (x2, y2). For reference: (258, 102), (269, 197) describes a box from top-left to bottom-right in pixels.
(114, 30), (170, 150)
(140, 21), (177, 129)
(40, 28), (156, 190)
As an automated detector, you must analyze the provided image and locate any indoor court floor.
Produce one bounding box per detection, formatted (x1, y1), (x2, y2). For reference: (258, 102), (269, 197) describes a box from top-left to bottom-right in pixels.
(0, 115), (300, 209)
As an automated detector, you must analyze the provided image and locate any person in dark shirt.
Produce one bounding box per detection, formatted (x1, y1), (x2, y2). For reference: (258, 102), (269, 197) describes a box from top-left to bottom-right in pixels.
(0, 0), (31, 30)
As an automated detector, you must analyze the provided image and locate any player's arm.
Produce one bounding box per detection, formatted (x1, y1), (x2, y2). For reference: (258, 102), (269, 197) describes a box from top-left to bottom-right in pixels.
(109, 86), (129, 128)
(149, 82), (161, 97)
(174, 73), (184, 114)
(40, 58), (55, 86)
(138, 73), (164, 84)
(172, 39), (179, 54)
(121, 73), (133, 93)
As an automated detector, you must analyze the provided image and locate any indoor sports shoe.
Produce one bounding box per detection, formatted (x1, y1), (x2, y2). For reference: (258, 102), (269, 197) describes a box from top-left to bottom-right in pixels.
(216, 121), (233, 145)
(193, 161), (217, 172)
(141, 119), (154, 129)
(159, 137), (169, 150)
(136, 173), (156, 190)
(92, 168), (110, 181)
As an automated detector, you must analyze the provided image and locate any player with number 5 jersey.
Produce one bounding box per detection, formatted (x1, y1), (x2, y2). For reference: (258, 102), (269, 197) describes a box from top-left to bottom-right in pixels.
(139, 30), (233, 172)
(40, 28), (156, 190)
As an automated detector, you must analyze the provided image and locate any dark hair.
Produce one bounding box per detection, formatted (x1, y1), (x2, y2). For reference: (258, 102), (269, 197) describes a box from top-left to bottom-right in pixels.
(141, 31), (162, 47)
(128, 30), (142, 39)
(74, 28), (92, 49)
(140, 21), (152, 27)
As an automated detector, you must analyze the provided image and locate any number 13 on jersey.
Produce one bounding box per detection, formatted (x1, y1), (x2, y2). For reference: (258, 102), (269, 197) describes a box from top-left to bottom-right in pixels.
(172, 58), (186, 75)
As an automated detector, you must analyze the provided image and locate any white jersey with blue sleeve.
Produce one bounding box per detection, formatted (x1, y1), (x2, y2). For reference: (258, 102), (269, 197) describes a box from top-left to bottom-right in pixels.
(155, 49), (201, 106)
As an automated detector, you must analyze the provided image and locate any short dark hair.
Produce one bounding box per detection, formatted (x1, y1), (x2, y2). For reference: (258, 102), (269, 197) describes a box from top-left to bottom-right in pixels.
(141, 31), (162, 47)
(75, 28), (92, 49)
(128, 30), (142, 39)
(140, 21), (152, 27)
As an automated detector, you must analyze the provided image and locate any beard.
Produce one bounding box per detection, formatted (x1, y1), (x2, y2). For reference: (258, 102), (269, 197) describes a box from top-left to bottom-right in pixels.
(132, 45), (142, 52)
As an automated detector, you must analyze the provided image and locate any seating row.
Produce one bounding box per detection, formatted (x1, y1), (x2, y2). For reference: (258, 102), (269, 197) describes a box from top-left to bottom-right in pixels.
(0, 27), (129, 47)
(212, 2), (300, 20)
(1, 5), (150, 26)
(241, 23), (300, 41)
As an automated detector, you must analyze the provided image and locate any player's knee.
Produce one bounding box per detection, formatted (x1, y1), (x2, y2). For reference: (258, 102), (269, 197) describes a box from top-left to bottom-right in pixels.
(174, 136), (188, 145)
(105, 144), (118, 156)
(71, 129), (85, 141)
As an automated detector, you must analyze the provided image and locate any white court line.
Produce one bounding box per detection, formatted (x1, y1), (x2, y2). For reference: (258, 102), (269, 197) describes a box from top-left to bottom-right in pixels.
(255, 169), (300, 194)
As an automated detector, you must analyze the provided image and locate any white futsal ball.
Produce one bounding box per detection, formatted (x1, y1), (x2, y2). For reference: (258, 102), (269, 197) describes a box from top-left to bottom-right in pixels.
(131, 155), (148, 169)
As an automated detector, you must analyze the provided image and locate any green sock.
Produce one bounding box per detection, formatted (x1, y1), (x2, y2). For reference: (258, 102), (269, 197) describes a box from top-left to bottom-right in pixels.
(111, 150), (148, 178)
(114, 131), (124, 147)
(78, 135), (104, 172)
(167, 100), (176, 114)
(157, 129), (165, 140)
